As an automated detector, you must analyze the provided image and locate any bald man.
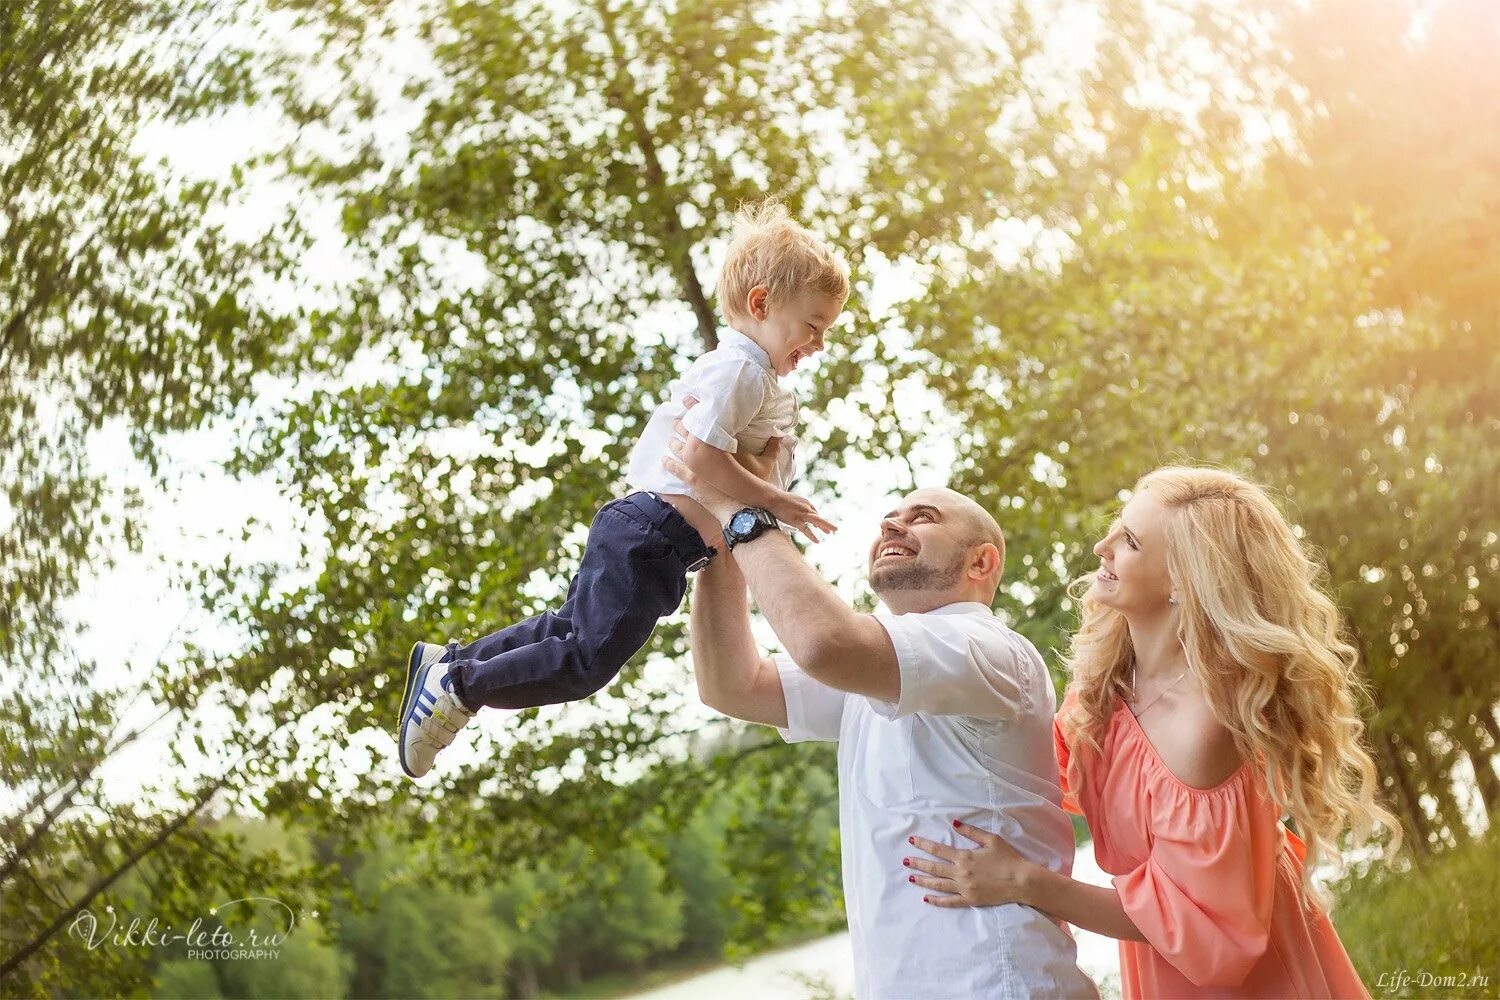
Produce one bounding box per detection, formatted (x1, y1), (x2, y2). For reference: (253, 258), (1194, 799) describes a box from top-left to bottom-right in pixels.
(663, 432), (1098, 999)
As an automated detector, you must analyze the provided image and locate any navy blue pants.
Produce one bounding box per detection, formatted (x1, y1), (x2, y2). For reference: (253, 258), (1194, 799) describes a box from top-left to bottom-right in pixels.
(448, 492), (714, 710)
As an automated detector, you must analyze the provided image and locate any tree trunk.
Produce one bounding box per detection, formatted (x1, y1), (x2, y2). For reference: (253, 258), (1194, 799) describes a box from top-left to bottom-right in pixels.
(1380, 729), (1429, 857)
(1476, 706), (1500, 815)
(1442, 671), (1500, 817)
(1421, 742), (1471, 845)
(1454, 722), (1500, 819)
(513, 961), (540, 999)
(595, 1), (718, 351)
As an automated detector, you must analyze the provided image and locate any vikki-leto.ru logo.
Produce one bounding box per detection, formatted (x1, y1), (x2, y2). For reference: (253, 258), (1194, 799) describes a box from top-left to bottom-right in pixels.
(68, 896), (306, 962)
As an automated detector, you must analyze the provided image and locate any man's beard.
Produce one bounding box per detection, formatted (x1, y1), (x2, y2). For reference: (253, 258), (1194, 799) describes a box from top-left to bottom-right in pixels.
(871, 550), (965, 595)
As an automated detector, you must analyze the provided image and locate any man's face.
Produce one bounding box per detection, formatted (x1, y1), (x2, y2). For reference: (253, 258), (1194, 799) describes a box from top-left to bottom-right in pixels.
(867, 489), (974, 598)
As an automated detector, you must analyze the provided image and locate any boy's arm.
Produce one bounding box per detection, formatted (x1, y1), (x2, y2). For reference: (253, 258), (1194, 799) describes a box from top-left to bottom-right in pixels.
(681, 435), (783, 509)
(689, 544), (789, 728)
(681, 436), (836, 542)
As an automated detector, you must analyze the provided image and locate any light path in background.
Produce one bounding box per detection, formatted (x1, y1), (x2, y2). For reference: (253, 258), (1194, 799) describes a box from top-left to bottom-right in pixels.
(630, 839), (1122, 1000)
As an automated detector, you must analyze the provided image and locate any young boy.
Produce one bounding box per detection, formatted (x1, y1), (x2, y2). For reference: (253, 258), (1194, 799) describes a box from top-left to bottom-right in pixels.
(398, 201), (849, 777)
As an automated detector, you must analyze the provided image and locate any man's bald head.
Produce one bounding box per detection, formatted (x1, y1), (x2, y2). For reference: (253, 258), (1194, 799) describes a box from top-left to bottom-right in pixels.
(868, 487), (1007, 611)
(924, 487), (1006, 583)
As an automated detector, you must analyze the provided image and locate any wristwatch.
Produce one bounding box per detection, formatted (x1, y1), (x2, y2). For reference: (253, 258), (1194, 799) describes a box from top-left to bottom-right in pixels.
(722, 507), (779, 551)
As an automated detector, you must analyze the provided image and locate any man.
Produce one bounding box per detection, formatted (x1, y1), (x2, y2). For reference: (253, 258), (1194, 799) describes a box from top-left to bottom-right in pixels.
(663, 419), (1099, 1000)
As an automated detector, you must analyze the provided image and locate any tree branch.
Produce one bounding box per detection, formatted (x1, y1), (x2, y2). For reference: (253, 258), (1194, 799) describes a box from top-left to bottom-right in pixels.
(595, 1), (717, 350)
(0, 727), (276, 981)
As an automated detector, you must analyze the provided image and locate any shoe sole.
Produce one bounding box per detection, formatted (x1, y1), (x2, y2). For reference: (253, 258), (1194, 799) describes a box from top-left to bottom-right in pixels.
(397, 641), (431, 778)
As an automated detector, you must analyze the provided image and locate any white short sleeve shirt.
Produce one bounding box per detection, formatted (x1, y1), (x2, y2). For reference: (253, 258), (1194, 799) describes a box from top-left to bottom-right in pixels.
(778, 602), (1099, 1000)
(626, 330), (799, 497)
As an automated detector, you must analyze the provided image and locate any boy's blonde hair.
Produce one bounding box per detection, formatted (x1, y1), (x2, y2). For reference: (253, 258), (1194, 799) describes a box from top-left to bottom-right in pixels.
(717, 200), (850, 326)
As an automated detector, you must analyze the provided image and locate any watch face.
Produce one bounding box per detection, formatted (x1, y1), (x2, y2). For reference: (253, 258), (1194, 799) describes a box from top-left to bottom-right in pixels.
(730, 511), (757, 535)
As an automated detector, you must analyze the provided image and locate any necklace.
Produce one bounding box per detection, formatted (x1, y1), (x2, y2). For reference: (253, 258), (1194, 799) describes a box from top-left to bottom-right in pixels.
(1128, 664), (1190, 717)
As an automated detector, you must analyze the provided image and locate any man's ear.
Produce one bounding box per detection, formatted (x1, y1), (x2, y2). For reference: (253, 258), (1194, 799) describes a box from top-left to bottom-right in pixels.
(746, 284), (769, 321)
(969, 542), (1002, 582)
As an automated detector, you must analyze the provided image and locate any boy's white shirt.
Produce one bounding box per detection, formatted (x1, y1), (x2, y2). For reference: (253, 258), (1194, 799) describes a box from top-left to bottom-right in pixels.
(625, 328), (799, 498)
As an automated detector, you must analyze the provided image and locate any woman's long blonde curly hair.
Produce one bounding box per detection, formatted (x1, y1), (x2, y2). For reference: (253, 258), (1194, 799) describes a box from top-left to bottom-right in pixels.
(1056, 466), (1400, 907)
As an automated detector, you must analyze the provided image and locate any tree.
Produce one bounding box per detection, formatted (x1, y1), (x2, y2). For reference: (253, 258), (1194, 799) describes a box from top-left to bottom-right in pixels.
(2, 2), (323, 990)
(209, 0), (1053, 865)
(891, 0), (1497, 854)
(8, 0), (1492, 990)
(338, 837), (512, 998)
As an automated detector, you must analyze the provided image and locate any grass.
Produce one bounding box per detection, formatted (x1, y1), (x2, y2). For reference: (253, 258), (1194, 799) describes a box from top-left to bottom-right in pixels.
(538, 952), (722, 1000)
(1331, 831), (1499, 998)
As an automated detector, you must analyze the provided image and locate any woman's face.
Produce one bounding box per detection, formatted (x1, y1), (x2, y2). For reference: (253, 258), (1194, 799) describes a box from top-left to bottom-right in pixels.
(1090, 490), (1175, 614)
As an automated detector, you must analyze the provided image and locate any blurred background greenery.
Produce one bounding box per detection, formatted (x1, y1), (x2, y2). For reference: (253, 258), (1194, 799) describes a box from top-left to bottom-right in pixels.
(2, 0), (1495, 996)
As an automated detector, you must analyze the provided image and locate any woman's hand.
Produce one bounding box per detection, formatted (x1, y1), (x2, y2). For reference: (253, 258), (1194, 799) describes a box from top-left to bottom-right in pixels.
(904, 820), (1039, 908)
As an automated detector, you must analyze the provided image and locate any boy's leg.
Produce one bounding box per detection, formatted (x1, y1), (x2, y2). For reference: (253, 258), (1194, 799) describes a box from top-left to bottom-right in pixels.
(447, 492), (712, 710)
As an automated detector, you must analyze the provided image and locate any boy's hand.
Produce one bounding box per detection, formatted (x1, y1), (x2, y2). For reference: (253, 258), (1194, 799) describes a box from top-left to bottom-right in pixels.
(766, 491), (837, 544)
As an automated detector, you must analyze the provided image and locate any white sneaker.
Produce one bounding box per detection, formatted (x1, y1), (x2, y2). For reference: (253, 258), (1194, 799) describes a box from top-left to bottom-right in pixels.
(397, 641), (476, 778)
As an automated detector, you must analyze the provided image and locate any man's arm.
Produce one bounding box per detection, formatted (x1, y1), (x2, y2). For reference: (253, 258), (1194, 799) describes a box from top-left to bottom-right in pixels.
(689, 545), (789, 728)
(666, 402), (899, 703)
(725, 529), (901, 703)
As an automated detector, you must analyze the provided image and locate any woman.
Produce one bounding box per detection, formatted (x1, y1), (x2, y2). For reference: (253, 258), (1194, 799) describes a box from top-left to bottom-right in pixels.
(903, 467), (1397, 997)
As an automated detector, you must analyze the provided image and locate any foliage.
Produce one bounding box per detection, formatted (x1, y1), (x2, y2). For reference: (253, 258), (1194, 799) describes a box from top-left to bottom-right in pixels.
(1, 1), (312, 990)
(1332, 833), (1500, 997)
(131, 739), (841, 999)
(3, 0), (1496, 993)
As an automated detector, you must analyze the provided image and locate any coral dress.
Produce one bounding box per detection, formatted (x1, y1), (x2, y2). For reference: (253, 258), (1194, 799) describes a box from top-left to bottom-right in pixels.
(1054, 693), (1370, 998)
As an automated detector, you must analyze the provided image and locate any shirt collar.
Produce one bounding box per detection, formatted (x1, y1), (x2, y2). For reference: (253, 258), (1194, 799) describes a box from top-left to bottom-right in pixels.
(886, 601), (995, 617)
(719, 328), (775, 374)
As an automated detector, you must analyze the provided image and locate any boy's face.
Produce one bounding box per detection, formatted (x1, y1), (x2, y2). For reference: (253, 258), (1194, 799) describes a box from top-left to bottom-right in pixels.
(743, 286), (844, 377)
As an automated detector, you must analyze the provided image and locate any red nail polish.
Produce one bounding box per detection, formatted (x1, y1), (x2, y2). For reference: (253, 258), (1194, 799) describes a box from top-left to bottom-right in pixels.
(923, 896), (930, 903)
(902, 858), (910, 867)
(952, 819), (961, 828)
(907, 836), (914, 844)
(908, 875), (916, 883)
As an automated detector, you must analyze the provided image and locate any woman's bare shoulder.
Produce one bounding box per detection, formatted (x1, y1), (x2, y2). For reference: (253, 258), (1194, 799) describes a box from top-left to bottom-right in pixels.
(1149, 694), (1244, 791)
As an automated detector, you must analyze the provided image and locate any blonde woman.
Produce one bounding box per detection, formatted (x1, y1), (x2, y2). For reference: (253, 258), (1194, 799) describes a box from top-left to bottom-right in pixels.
(902, 467), (1397, 997)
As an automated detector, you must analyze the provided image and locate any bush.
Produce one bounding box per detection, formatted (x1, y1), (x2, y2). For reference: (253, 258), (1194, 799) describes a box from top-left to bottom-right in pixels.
(1331, 833), (1500, 998)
